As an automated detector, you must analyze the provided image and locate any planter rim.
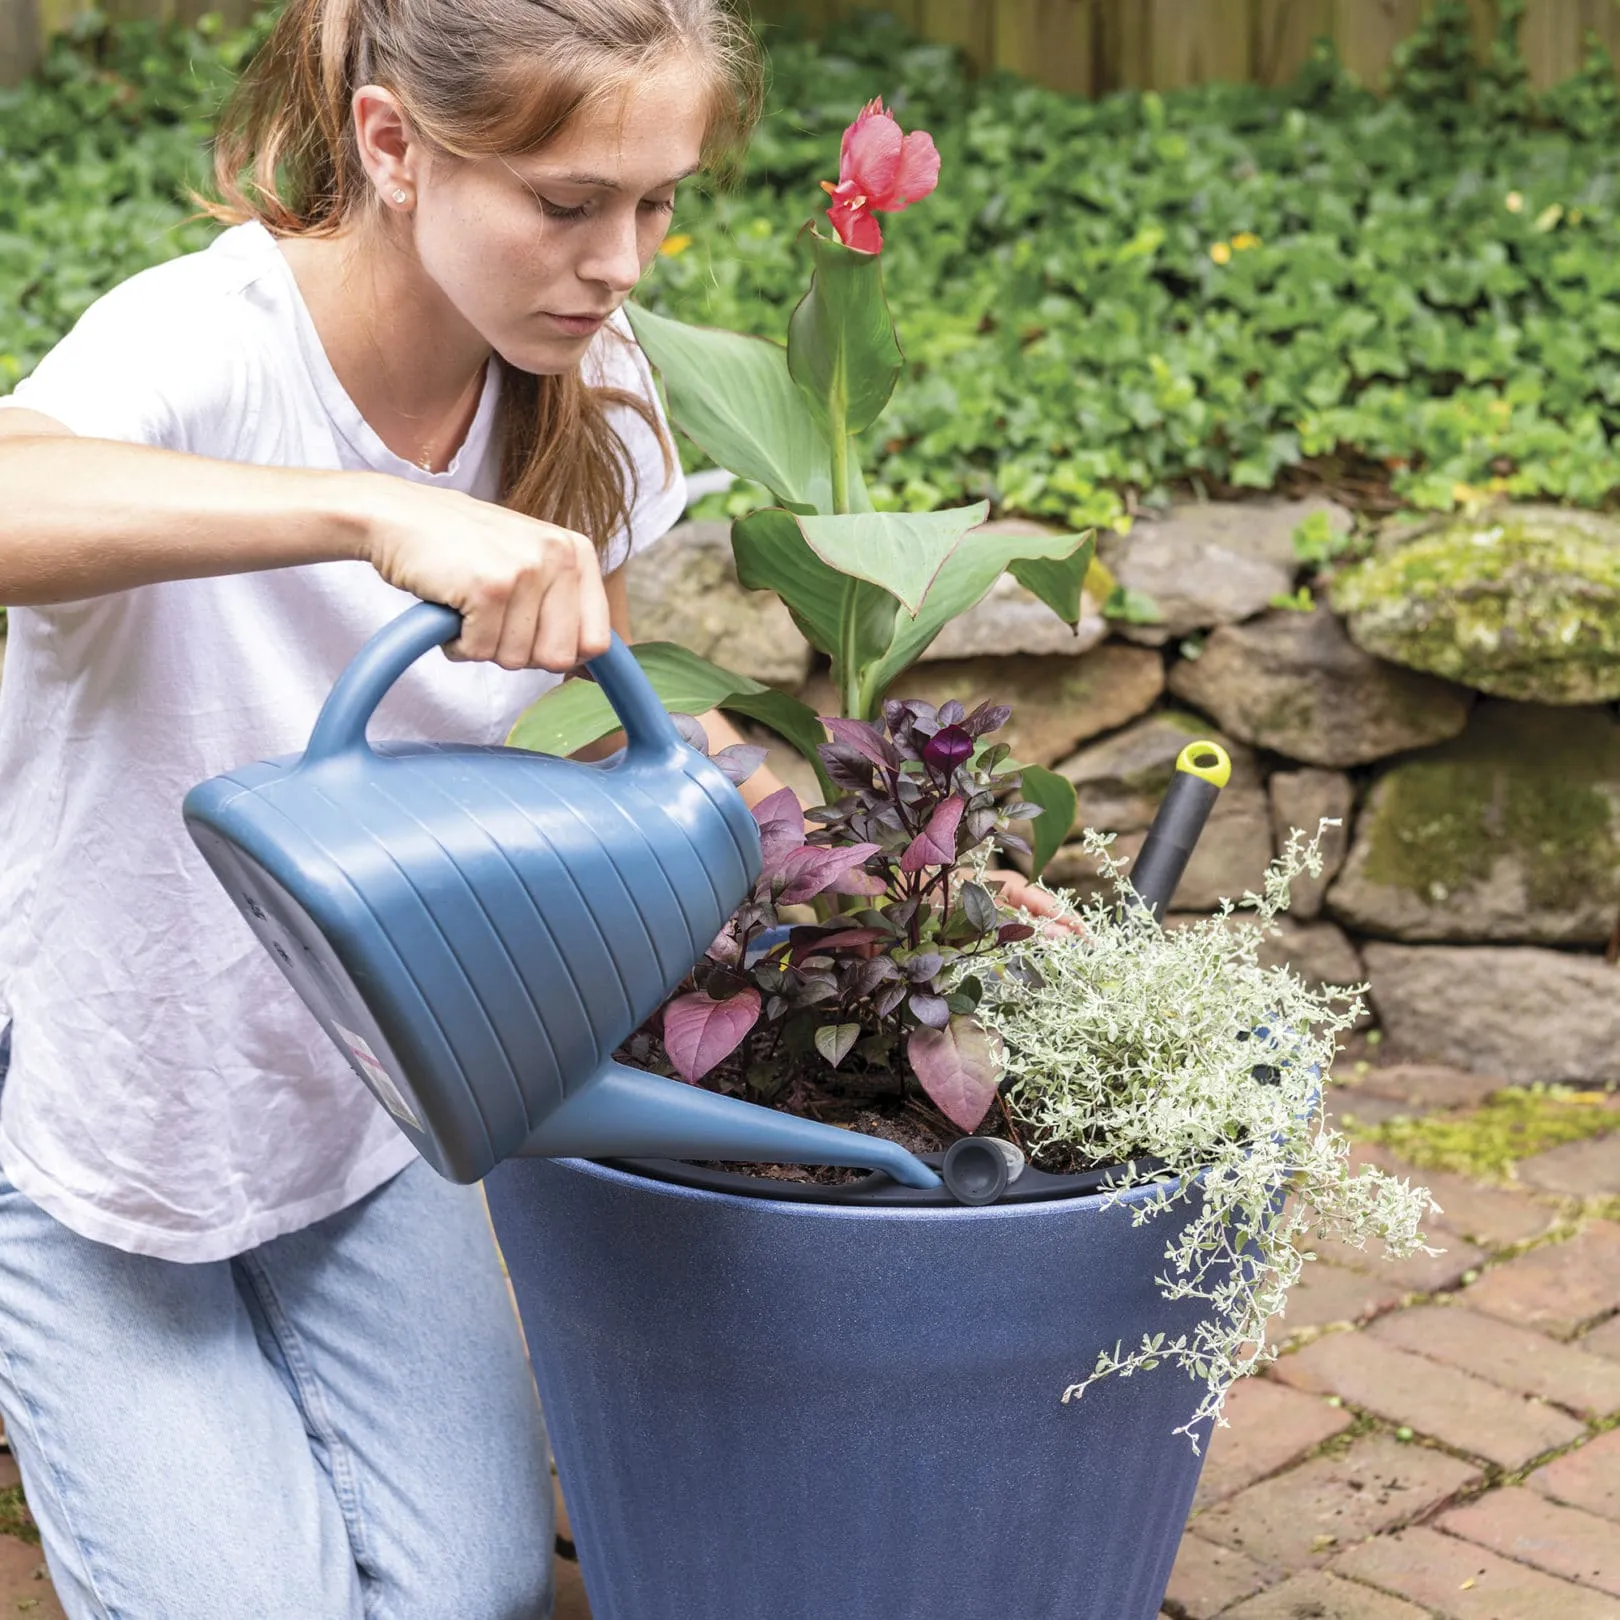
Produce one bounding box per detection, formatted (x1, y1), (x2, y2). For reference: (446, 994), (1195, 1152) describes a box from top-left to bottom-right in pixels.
(540, 1155), (1190, 1225)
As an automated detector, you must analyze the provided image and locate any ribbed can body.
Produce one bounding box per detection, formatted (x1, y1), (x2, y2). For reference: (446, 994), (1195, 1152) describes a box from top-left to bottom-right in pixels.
(485, 1157), (1214, 1620)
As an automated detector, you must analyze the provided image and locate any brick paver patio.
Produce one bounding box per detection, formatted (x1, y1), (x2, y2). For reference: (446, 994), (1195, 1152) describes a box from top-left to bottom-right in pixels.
(0, 1062), (1615, 1619)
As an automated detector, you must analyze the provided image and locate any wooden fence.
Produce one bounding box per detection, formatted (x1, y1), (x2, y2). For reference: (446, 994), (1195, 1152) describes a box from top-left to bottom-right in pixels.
(4, 0), (1620, 92)
(0, 0), (258, 84)
(754, 0), (1620, 97)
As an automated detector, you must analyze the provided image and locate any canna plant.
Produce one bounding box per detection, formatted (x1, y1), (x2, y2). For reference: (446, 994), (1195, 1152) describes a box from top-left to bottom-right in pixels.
(641, 696), (1045, 1132)
(511, 97), (1096, 880)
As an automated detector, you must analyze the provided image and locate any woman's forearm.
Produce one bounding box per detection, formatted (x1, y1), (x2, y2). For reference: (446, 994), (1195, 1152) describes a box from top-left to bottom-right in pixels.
(694, 708), (796, 810)
(0, 430), (380, 604)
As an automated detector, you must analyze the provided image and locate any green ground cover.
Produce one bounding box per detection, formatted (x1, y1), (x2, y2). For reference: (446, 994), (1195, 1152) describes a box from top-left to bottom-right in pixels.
(7, 3), (1620, 532)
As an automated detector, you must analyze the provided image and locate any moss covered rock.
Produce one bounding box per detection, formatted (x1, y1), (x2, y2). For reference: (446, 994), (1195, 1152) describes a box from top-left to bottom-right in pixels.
(1331, 504), (1620, 705)
(1327, 703), (1620, 945)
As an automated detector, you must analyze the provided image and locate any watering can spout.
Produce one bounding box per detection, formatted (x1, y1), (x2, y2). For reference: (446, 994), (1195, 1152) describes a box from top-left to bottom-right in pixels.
(519, 1063), (942, 1190)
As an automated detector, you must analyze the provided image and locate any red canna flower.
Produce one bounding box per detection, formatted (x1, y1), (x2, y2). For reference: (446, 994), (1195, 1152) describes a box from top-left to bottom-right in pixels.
(820, 97), (940, 255)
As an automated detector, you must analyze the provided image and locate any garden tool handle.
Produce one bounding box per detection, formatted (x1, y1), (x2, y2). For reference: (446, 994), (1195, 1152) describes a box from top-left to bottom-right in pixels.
(1127, 741), (1231, 924)
(301, 601), (685, 768)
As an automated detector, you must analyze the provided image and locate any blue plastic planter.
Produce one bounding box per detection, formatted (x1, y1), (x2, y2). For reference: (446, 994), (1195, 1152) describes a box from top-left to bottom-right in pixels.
(484, 1156), (1219, 1620)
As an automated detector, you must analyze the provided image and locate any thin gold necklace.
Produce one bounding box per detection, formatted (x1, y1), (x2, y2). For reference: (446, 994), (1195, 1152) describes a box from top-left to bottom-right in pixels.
(413, 361), (488, 472)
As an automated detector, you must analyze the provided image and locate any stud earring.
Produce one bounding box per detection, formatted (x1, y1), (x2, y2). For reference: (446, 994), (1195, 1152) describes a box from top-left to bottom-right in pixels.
(392, 189), (408, 205)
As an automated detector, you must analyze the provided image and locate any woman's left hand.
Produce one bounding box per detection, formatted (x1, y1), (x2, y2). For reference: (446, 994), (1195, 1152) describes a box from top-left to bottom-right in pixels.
(974, 865), (1085, 936)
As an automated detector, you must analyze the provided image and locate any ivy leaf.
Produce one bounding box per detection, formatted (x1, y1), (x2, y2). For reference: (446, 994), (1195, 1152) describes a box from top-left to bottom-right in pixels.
(661, 988), (763, 1083)
(814, 1023), (863, 1069)
(907, 1016), (1005, 1132)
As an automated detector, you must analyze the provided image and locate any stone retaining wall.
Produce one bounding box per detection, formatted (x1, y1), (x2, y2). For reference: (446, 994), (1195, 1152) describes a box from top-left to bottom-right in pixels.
(635, 498), (1620, 1085)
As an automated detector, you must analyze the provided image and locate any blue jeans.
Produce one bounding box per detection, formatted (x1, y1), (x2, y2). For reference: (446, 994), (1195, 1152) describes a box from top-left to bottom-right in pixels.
(0, 1026), (555, 1619)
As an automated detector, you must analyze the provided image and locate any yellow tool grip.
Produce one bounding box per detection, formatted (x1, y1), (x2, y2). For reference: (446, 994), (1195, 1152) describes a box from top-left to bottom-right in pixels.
(1175, 740), (1231, 789)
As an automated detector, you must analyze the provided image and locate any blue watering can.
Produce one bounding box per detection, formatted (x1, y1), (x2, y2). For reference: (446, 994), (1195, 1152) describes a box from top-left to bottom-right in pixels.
(183, 601), (940, 1191)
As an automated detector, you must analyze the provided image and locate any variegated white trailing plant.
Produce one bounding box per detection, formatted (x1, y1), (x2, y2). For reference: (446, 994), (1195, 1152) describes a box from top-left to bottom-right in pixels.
(982, 828), (1436, 1445)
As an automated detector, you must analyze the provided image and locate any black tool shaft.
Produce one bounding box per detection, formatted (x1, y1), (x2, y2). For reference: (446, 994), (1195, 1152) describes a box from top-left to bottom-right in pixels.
(1129, 772), (1221, 923)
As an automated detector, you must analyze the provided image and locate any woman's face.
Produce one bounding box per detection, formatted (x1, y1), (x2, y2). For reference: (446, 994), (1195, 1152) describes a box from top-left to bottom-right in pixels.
(406, 57), (709, 374)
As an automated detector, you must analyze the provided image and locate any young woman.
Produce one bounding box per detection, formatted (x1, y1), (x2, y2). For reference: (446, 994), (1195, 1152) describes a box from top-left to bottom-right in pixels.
(0, 1), (764, 1613)
(0, 1), (1062, 1611)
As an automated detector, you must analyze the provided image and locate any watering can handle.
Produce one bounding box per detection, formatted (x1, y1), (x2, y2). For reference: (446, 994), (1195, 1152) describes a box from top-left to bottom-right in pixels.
(302, 600), (685, 768)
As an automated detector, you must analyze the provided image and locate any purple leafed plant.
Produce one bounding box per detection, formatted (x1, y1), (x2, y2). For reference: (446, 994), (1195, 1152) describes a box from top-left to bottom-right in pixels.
(638, 698), (1045, 1137)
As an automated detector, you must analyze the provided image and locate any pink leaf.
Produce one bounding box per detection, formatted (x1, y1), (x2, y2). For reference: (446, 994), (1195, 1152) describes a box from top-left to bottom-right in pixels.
(752, 785), (807, 874)
(820, 716), (900, 770)
(828, 865), (888, 897)
(790, 927), (887, 965)
(777, 842), (881, 906)
(907, 1017), (1005, 1133)
(900, 796), (965, 872)
(661, 988), (762, 1083)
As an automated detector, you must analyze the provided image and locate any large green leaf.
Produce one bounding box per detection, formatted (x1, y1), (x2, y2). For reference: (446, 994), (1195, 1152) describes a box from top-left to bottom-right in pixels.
(1016, 764), (1077, 881)
(797, 504), (989, 616)
(731, 508), (847, 652)
(1008, 533), (1097, 627)
(786, 228), (903, 437)
(507, 641), (834, 802)
(731, 509), (899, 678)
(624, 303), (831, 511)
(862, 525), (1095, 705)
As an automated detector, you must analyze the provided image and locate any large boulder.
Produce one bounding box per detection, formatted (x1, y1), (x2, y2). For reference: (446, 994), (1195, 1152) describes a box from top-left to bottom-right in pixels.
(1332, 504), (1620, 705)
(1326, 703), (1620, 946)
(628, 521), (813, 687)
(1167, 607), (1472, 767)
(894, 645), (1164, 768)
(1099, 538), (1288, 648)
(1364, 944), (1620, 1085)
(1045, 713), (1273, 909)
(1268, 769), (1354, 920)
(1099, 497), (1350, 647)
(921, 573), (1108, 661)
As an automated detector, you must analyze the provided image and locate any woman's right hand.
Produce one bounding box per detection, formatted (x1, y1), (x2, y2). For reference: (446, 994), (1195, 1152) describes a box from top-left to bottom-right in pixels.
(354, 475), (613, 673)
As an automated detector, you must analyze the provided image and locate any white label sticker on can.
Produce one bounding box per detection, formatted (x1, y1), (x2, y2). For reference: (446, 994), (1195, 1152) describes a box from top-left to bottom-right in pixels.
(334, 1023), (422, 1131)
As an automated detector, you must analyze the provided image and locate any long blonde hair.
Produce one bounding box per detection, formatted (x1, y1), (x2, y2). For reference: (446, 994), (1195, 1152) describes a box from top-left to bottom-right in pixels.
(209, 0), (763, 555)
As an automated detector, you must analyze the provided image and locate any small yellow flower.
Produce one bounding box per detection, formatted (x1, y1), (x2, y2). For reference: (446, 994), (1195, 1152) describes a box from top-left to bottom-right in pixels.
(1504, 191), (1524, 213)
(1209, 241), (1232, 265)
(659, 233), (693, 257)
(1231, 231), (1261, 252)
(1452, 481), (1484, 505)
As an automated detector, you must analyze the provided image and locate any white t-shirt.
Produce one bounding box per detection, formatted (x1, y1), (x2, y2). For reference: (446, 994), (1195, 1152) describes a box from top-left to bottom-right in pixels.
(0, 220), (686, 1261)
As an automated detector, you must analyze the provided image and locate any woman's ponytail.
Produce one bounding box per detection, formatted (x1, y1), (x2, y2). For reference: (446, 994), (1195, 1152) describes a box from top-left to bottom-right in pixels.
(211, 0), (372, 235)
